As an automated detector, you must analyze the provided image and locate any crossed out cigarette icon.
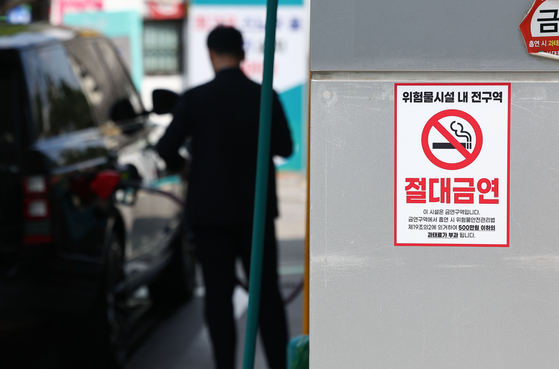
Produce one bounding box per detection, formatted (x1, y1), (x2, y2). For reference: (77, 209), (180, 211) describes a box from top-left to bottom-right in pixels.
(432, 120), (472, 150)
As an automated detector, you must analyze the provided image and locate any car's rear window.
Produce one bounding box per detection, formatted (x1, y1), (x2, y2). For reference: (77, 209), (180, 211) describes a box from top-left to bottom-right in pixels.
(0, 63), (17, 146)
(21, 43), (95, 140)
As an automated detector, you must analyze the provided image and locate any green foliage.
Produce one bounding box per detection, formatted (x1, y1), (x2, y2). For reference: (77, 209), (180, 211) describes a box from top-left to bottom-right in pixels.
(0, 24), (28, 36)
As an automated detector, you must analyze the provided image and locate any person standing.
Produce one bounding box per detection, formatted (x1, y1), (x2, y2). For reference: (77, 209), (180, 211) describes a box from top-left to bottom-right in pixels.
(156, 26), (292, 369)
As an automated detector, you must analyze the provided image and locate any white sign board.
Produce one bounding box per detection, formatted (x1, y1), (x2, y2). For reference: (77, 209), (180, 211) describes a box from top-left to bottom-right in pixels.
(187, 5), (307, 92)
(395, 83), (510, 247)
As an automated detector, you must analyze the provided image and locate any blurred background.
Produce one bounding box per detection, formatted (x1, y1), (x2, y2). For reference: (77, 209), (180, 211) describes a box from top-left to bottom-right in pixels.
(0, 0), (309, 368)
(0, 0), (308, 172)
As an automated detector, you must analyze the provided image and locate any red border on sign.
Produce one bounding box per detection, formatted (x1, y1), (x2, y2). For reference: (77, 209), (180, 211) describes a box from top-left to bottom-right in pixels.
(421, 109), (483, 170)
(394, 83), (511, 248)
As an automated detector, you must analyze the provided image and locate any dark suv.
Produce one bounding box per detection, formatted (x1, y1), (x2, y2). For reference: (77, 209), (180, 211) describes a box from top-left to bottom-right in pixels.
(0, 24), (192, 367)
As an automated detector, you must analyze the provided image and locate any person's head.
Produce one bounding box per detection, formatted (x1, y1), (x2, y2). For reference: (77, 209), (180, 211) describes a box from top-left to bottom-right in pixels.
(206, 26), (245, 73)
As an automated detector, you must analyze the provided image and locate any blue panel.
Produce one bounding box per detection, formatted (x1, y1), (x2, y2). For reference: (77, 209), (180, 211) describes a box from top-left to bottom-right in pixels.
(278, 84), (306, 171)
(63, 11), (143, 91)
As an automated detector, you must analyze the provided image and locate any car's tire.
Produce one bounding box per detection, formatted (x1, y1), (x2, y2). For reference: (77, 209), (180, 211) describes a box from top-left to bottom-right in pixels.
(95, 231), (128, 368)
(55, 232), (127, 369)
(149, 225), (196, 306)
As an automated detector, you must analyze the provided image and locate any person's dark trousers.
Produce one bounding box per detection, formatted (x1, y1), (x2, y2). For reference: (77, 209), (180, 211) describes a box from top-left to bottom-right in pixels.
(194, 220), (288, 369)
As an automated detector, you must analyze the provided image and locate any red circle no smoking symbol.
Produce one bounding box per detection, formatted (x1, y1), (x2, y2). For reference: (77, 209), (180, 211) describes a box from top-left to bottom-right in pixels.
(421, 109), (483, 170)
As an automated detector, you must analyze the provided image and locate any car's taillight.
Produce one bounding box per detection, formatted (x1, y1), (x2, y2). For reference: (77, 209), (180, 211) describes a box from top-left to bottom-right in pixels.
(24, 175), (47, 194)
(23, 175), (52, 244)
(24, 198), (50, 219)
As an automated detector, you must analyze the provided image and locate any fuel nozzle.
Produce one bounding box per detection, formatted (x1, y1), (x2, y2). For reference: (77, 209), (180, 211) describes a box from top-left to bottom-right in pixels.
(89, 164), (142, 201)
(89, 165), (185, 208)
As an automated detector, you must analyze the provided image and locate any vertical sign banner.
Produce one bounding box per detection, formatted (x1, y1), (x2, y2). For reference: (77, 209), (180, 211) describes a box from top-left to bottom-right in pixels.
(395, 84), (510, 247)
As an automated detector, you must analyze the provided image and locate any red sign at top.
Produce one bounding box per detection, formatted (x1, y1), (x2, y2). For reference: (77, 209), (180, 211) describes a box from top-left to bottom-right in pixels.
(520, 0), (559, 57)
(147, 1), (185, 20)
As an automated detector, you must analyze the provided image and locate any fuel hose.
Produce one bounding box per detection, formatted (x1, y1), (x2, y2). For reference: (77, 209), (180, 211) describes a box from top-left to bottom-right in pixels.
(118, 180), (304, 307)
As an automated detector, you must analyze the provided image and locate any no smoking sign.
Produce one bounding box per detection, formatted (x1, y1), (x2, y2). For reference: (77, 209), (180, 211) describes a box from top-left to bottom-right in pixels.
(422, 109), (483, 170)
(395, 84), (510, 247)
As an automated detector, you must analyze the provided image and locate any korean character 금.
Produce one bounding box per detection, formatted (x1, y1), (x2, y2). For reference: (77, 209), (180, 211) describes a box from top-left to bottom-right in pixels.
(405, 178), (426, 203)
(453, 178), (475, 204)
(537, 9), (559, 33)
(478, 178), (499, 204)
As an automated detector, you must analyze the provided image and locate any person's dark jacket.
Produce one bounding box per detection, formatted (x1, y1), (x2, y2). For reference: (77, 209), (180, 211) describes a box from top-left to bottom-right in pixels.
(156, 68), (293, 226)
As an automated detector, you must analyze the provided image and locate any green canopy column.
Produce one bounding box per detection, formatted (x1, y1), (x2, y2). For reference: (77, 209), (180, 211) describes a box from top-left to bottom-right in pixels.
(242, 0), (280, 368)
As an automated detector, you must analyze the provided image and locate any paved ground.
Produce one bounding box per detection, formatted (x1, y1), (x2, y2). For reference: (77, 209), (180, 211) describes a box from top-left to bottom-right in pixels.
(125, 172), (308, 369)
